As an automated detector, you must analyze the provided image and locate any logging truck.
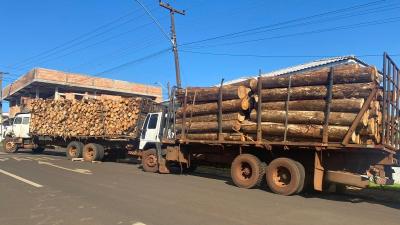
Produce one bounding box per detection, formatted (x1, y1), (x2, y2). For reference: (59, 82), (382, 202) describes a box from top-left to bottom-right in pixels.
(2, 98), (164, 162)
(138, 54), (400, 195)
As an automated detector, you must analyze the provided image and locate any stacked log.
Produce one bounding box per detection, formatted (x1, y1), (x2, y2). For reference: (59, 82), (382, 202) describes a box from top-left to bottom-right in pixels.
(29, 98), (145, 138)
(175, 85), (250, 140)
(246, 64), (381, 144)
(176, 64), (383, 145)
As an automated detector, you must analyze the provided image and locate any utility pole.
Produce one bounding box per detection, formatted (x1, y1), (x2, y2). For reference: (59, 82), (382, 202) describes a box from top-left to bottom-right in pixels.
(159, 1), (185, 89)
(0, 71), (8, 139)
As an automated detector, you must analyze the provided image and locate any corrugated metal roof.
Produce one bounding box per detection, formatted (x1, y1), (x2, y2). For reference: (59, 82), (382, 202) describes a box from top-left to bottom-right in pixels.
(222, 55), (369, 86)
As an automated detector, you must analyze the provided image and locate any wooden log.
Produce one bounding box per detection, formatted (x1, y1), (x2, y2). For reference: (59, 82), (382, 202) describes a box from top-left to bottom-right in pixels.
(249, 109), (366, 126)
(259, 83), (375, 102)
(241, 121), (355, 142)
(176, 85), (250, 102)
(250, 65), (377, 90)
(256, 99), (365, 113)
(177, 133), (245, 141)
(176, 98), (250, 117)
(176, 120), (241, 133)
(176, 112), (245, 123)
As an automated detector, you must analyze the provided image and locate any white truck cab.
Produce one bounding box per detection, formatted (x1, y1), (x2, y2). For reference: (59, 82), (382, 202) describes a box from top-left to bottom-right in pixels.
(139, 112), (163, 150)
(8, 113), (31, 139)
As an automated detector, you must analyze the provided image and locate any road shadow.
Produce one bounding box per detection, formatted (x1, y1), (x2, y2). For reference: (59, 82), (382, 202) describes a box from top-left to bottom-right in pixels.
(13, 148), (66, 157)
(185, 166), (400, 210)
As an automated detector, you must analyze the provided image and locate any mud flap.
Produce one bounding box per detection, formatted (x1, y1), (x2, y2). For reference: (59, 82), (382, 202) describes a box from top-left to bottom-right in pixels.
(314, 151), (324, 191)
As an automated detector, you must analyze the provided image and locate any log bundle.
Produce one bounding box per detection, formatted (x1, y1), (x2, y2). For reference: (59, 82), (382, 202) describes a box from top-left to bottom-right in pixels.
(30, 98), (146, 138)
(176, 64), (383, 145)
(175, 85), (250, 140)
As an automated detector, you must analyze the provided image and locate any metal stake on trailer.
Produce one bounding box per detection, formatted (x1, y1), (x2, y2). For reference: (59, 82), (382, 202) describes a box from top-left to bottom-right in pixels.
(256, 70), (262, 142)
(322, 67), (334, 144)
(218, 79), (224, 141)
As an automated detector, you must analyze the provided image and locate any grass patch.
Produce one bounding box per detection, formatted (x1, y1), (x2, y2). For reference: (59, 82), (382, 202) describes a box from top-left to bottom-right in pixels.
(368, 182), (400, 191)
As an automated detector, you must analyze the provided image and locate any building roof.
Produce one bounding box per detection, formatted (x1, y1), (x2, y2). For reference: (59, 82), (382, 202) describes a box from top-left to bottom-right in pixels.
(2, 68), (163, 101)
(223, 55), (370, 86)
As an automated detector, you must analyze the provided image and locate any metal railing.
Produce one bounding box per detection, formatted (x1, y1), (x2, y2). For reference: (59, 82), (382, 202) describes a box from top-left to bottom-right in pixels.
(382, 52), (400, 149)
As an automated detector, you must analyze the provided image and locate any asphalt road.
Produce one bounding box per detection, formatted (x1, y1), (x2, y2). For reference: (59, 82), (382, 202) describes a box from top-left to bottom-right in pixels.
(0, 150), (399, 225)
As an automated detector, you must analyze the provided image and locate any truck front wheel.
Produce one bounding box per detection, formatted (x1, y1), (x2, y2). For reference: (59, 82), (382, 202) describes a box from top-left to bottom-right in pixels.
(231, 154), (265, 189)
(266, 158), (303, 196)
(83, 143), (104, 162)
(142, 149), (159, 173)
(3, 138), (19, 153)
(66, 141), (84, 159)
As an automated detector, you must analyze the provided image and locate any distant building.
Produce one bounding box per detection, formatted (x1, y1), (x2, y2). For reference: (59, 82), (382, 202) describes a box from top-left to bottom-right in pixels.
(2, 68), (163, 118)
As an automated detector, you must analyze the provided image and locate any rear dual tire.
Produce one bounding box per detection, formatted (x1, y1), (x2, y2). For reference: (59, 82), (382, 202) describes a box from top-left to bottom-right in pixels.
(83, 143), (104, 162)
(231, 154), (265, 189)
(66, 141), (84, 159)
(266, 158), (305, 196)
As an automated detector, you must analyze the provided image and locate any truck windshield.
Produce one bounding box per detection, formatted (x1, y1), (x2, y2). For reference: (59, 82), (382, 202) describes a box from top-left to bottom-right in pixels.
(14, 117), (22, 124)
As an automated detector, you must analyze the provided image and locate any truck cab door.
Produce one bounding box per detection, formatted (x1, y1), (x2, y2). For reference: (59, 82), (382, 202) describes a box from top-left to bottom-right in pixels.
(139, 113), (161, 149)
(12, 115), (30, 138)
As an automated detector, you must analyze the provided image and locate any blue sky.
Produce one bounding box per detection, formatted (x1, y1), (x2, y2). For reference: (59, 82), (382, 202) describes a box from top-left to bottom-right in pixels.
(1, 0), (400, 109)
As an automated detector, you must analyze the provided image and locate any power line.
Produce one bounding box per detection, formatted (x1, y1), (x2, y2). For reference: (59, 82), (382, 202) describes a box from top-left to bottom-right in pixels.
(8, 9), (147, 69)
(94, 48), (170, 76)
(180, 0), (387, 46)
(181, 16), (400, 49)
(134, 0), (172, 44)
(208, 3), (400, 42)
(13, 19), (164, 73)
(180, 49), (400, 58)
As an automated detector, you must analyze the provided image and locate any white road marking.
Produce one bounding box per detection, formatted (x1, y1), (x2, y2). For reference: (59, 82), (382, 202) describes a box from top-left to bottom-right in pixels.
(12, 157), (32, 161)
(132, 222), (146, 225)
(0, 168), (43, 188)
(37, 161), (92, 175)
(0, 158), (9, 162)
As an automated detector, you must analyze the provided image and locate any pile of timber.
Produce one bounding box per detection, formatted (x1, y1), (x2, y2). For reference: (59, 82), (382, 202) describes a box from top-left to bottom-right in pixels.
(175, 85), (250, 141)
(29, 98), (145, 138)
(176, 64), (383, 144)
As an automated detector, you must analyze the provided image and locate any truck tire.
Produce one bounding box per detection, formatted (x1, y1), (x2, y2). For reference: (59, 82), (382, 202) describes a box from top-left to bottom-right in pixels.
(294, 161), (305, 194)
(32, 147), (45, 154)
(142, 149), (159, 173)
(231, 154), (265, 189)
(266, 158), (303, 196)
(66, 141), (84, 159)
(3, 138), (18, 153)
(83, 143), (104, 162)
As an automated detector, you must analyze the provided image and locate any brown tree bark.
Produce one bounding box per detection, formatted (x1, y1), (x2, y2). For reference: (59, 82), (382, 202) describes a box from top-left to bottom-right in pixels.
(177, 133), (245, 141)
(176, 98), (250, 117)
(176, 112), (245, 123)
(241, 121), (354, 142)
(176, 85), (250, 102)
(250, 65), (377, 90)
(249, 109), (366, 126)
(176, 120), (241, 133)
(258, 82), (375, 102)
(256, 99), (365, 113)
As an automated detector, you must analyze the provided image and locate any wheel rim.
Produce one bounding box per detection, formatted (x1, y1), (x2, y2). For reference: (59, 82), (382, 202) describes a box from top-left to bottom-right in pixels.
(68, 146), (77, 157)
(236, 162), (253, 181)
(145, 154), (157, 168)
(272, 166), (291, 187)
(85, 147), (95, 160)
(5, 141), (15, 152)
